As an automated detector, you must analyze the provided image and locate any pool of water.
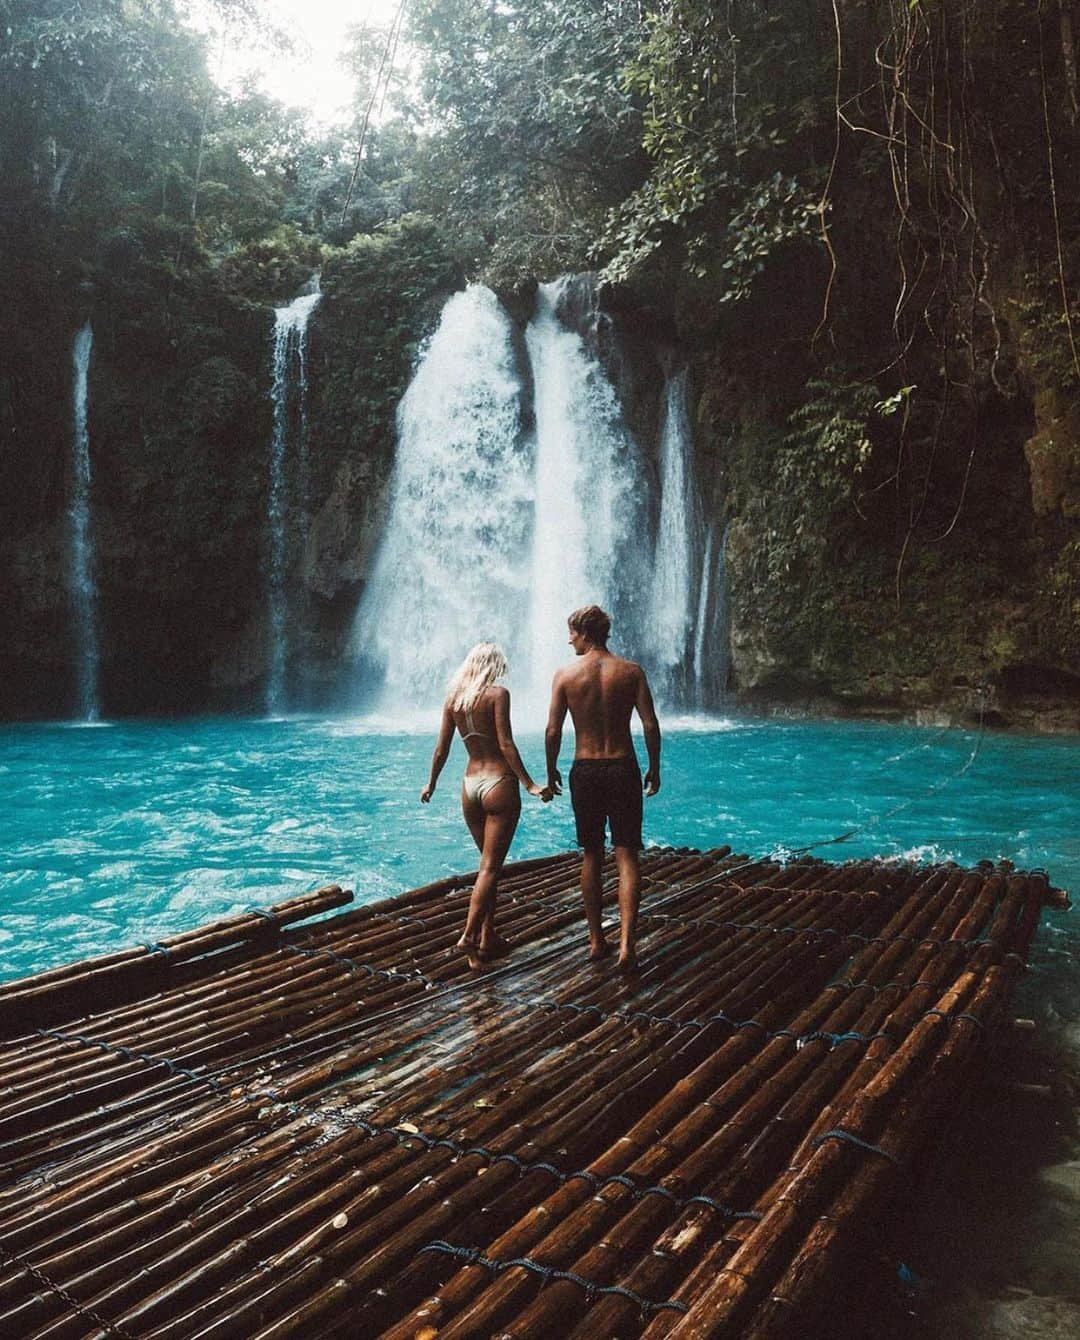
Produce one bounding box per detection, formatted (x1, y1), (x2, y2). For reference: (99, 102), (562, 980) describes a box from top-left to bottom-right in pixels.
(1, 713), (1077, 1014)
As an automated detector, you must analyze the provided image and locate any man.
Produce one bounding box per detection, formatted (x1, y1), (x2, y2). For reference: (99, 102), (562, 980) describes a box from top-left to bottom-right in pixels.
(545, 604), (661, 971)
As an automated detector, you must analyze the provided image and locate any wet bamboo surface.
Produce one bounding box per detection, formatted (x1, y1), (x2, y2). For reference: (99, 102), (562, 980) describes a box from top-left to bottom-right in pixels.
(0, 846), (1057, 1339)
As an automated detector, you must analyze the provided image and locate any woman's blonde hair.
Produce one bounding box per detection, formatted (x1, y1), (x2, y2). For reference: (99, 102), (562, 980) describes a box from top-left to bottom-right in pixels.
(446, 642), (508, 713)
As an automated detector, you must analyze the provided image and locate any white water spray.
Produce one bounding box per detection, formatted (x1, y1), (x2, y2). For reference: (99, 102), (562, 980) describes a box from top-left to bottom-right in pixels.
(692, 523), (715, 706)
(645, 369), (705, 700)
(69, 321), (100, 721)
(523, 279), (647, 706)
(267, 280), (320, 715)
(353, 285), (532, 706)
(352, 279), (728, 716)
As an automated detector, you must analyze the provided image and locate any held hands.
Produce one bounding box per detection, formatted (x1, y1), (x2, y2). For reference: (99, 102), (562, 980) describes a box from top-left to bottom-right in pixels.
(528, 782), (554, 803)
(643, 770), (661, 797)
(548, 769), (563, 797)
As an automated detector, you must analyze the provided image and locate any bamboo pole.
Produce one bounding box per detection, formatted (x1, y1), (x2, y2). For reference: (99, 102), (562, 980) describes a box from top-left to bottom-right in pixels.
(0, 887), (353, 1039)
(239, 890), (902, 1339)
(6, 862), (873, 1334)
(0, 852), (1051, 1340)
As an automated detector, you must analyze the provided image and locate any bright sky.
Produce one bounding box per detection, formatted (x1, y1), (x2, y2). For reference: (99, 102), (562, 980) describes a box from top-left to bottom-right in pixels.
(195, 0), (404, 127)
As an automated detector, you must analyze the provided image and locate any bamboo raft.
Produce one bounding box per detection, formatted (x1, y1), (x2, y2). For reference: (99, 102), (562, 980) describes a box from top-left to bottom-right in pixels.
(0, 846), (1068, 1339)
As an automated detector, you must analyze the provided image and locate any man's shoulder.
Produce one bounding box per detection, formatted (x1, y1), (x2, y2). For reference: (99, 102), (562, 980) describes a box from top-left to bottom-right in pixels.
(609, 654), (645, 679)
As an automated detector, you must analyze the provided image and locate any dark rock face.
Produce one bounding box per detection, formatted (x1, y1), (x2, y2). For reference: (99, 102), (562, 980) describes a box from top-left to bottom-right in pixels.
(2, 233), (1078, 730)
(687, 321), (1080, 732)
(0, 218), (462, 719)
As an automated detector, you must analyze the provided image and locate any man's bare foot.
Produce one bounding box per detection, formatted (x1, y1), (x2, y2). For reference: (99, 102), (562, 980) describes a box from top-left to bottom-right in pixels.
(588, 939), (611, 963)
(617, 950), (638, 974)
(480, 933), (512, 961)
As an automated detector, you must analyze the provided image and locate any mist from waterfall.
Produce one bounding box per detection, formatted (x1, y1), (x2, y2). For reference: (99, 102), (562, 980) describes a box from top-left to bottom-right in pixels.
(645, 369), (705, 704)
(266, 280), (320, 716)
(353, 285), (533, 707)
(69, 321), (100, 722)
(523, 279), (648, 707)
(352, 278), (727, 718)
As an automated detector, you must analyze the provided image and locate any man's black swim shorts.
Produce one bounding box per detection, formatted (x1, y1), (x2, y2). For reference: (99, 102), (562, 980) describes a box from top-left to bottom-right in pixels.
(569, 756), (643, 851)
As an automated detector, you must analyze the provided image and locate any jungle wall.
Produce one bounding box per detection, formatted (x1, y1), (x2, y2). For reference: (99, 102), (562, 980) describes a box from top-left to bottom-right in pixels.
(2, 0), (1078, 729)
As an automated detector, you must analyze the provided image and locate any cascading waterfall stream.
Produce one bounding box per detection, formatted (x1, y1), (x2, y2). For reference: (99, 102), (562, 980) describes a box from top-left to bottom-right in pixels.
(523, 279), (647, 708)
(69, 321), (100, 722)
(645, 369), (705, 704)
(266, 280), (320, 716)
(711, 521), (733, 703)
(352, 277), (724, 717)
(692, 523), (716, 707)
(353, 285), (532, 708)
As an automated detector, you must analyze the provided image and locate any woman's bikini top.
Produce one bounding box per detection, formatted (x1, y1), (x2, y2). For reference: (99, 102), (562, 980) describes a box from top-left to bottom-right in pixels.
(460, 706), (492, 743)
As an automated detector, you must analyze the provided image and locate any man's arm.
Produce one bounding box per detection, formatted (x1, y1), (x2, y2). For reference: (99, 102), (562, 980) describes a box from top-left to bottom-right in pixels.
(545, 672), (568, 795)
(420, 703), (454, 802)
(635, 669), (661, 796)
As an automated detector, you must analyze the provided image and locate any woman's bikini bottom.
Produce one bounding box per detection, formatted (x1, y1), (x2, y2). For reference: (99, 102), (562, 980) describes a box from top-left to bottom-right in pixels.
(462, 772), (516, 804)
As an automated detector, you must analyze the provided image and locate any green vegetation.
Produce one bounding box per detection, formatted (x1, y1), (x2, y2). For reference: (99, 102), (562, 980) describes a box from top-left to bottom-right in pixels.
(2, 0), (1079, 718)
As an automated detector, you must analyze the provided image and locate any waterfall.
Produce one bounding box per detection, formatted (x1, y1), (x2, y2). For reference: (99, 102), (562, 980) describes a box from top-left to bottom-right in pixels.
(352, 285), (532, 707)
(645, 369), (705, 703)
(351, 278), (733, 718)
(692, 523), (715, 706)
(712, 520), (732, 701)
(69, 321), (100, 722)
(266, 280), (320, 716)
(523, 279), (647, 706)
(691, 520), (732, 707)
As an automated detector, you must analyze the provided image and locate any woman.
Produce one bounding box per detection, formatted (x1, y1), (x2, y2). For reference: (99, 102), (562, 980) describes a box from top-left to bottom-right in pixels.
(421, 643), (550, 966)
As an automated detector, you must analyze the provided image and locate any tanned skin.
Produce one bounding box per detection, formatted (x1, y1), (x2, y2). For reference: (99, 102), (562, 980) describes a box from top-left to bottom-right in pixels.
(422, 686), (550, 969)
(545, 625), (661, 970)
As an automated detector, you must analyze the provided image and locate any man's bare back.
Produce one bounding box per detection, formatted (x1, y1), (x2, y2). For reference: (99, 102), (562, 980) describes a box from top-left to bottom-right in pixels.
(553, 649), (649, 761)
(545, 606), (661, 972)
(550, 648), (660, 773)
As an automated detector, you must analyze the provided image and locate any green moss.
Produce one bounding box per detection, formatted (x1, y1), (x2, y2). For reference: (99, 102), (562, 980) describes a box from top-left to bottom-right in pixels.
(307, 214), (473, 495)
(1034, 540), (1080, 665)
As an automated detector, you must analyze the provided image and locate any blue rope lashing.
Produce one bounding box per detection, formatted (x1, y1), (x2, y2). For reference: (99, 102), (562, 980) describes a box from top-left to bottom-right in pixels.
(141, 941), (171, 958)
(812, 1129), (900, 1165)
(416, 1242), (689, 1315)
(566, 1170), (602, 1191)
(682, 1195), (764, 1221)
(639, 1184), (679, 1203)
(528, 1161), (565, 1179)
(247, 908), (278, 927)
(280, 942), (437, 989)
(737, 1018), (769, 1035)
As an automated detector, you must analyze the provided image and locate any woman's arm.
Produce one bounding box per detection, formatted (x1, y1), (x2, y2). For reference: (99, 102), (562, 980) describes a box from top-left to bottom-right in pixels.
(494, 690), (551, 800)
(420, 703), (455, 802)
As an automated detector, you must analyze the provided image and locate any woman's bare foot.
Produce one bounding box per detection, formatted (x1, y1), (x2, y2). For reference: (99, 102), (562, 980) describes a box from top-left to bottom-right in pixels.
(588, 938), (611, 963)
(480, 932), (512, 960)
(617, 950), (638, 974)
(455, 934), (485, 970)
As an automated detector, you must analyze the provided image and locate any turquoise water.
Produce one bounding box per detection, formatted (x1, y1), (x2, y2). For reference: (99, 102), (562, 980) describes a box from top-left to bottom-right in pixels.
(1, 714), (1078, 1011)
